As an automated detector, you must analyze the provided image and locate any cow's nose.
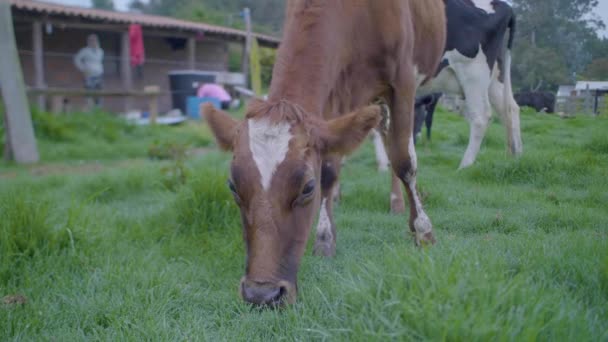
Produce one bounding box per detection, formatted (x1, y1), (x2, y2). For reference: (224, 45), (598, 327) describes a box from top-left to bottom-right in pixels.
(241, 279), (286, 307)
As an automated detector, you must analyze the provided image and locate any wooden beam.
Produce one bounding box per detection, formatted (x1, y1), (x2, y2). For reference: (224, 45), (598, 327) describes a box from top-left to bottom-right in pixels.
(28, 87), (161, 97)
(188, 37), (196, 69)
(0, 2), (39, 163)
(32, 21), (46, 110)
(121, 30), (133, 111)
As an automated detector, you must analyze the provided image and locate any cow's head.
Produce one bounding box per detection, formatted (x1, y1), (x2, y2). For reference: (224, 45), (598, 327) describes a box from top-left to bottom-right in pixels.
(202, 100), (381, 307)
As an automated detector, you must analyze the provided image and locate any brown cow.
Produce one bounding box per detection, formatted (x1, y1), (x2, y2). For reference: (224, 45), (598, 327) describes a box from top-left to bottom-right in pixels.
(203, 0), (446, 307)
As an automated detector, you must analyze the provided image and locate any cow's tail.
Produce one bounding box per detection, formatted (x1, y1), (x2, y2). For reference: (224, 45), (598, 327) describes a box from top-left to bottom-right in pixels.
(502, 12), (521, 155)
(503, 13), (516, 110)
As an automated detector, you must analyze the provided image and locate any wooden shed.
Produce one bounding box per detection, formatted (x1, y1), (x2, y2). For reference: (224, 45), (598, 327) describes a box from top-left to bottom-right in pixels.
(7, 0), (280, 113)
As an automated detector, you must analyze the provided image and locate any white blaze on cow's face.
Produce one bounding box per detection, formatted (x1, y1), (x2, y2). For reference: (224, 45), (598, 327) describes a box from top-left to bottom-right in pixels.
(248, 118), (293, 191)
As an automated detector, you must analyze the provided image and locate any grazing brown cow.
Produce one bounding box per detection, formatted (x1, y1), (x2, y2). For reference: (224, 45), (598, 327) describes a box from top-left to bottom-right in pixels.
(203, 0), (446, 307)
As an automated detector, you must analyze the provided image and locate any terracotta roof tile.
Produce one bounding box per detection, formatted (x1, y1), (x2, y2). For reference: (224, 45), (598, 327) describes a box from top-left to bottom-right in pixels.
(8, 0), (281, 46)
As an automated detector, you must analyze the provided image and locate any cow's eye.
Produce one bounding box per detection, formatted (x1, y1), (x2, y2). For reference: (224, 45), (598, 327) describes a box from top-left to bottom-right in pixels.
(301, 179), (315, 197)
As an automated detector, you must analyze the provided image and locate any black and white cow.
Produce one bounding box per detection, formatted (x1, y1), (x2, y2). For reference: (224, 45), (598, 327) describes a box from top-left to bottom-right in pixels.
(414, 93), (443, 144)
(374, 0), (522, 170)
(514, 91), (556, 113)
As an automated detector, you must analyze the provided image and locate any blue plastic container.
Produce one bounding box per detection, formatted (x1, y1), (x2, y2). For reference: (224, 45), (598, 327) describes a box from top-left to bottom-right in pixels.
(186, 97), (221, 119)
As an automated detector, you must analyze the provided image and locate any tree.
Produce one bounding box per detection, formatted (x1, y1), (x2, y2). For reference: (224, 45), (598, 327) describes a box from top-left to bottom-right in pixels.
(512, 42), (570, 91)
(92, 0), (115, 11)
(511, 0), (605, 90)
(582, 58), (608, 80)
(129, 0), (285, 35)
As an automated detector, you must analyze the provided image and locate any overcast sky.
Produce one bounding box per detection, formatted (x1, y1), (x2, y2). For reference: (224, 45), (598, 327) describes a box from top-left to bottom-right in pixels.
(41, 0), (608, 38)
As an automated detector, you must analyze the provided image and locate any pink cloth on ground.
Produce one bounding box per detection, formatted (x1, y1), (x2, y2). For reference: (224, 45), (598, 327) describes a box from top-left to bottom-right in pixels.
(197, 84), (231, 102)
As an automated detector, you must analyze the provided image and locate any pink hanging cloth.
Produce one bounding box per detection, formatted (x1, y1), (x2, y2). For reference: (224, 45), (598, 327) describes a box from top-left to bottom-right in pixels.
(129, 24), (145, 67)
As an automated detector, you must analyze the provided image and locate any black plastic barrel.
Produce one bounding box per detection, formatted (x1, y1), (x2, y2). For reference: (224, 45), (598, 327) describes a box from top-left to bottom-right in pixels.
(168, 71), (217, 114)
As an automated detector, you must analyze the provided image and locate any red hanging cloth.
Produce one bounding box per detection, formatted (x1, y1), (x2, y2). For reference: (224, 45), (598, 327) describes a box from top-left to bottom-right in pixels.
(129, 24), (145, 67)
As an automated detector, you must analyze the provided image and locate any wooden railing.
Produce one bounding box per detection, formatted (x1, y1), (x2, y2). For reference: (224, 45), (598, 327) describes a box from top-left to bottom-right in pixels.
(556, 94), (606, 116)
(27, 86), (161, 123)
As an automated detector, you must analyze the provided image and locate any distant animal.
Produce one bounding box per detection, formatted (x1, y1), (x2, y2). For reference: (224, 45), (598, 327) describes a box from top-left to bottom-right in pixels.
(374, 0), (522, 170)
(372, 92), (442, 172)
(514, 91), (556, 113)
(414, 93), (443, 144)
(202, 0), (446, 307)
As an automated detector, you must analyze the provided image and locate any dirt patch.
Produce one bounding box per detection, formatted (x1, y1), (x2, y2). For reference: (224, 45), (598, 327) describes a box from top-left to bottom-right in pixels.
(2, 294), (27, 307)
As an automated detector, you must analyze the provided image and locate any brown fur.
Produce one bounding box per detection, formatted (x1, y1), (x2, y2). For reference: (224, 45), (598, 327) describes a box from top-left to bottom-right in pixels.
(203, 0), (446, 306)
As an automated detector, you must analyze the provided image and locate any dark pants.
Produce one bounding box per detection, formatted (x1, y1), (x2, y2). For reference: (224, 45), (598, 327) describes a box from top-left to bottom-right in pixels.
(221, 100), (230, 110)
(85, 75), (103, 106)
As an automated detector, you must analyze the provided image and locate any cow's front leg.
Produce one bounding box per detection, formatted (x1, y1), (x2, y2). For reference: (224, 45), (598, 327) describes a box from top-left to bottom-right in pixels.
(313, 156), (342, 257)
(385, 75), (435, 246)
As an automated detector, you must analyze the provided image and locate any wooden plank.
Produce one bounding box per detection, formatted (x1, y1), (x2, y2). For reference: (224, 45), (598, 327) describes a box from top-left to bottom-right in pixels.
(28, 87), (160, 97)
(32, 21), (46, 110)
(0, 2), (39, 163)
(13, 16), (246, 41)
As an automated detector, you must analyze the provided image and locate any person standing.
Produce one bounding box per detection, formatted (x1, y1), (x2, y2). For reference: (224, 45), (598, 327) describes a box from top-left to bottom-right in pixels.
(74, 34), (104, 106)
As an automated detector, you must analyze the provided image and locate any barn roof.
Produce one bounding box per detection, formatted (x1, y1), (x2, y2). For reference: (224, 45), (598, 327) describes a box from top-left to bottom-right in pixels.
(7, 0), (281, 47)
(575, 81), (608, 91)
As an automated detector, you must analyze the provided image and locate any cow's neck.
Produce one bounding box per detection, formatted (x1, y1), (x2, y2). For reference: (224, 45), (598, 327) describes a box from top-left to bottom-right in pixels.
(267, 6), (342, 117)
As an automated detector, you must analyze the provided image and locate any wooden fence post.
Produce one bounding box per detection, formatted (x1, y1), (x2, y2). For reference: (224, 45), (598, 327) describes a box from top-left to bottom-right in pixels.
(241, 8), (252, 88)
(0, 2), (39, 163)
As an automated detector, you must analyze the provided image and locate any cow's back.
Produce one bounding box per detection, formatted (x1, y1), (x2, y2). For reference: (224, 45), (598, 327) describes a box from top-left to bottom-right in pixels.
(270, 0), (446, 117)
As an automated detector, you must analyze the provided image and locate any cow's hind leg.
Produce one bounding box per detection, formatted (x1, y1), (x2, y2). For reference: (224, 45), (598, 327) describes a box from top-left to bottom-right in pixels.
(313, 156), (342, 257)
(385, 75), (435, 246)
(453, 64), (493, 169)
(489, 75), (522, 155)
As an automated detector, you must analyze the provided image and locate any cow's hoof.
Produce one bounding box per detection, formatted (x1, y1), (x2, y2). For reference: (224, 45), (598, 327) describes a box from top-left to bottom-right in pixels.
(415, 231), (436, 247)
(313, 242), (335, 257)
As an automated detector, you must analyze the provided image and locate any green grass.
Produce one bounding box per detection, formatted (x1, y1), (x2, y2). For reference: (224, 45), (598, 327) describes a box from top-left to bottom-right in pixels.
(0, 108), (212, 166)
(1, 108), (607, 340)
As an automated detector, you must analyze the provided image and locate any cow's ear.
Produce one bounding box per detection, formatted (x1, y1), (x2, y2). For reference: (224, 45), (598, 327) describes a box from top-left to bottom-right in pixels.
(202, 103), (240, 151)
(321, 105), (382, 155)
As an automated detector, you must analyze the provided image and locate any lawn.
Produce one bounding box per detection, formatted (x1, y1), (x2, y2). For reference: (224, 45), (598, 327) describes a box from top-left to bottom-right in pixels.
(1, 107), (607, 340)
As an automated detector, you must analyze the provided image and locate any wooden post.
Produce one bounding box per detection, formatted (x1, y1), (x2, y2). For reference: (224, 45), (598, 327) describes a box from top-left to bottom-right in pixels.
(121, 30), (133, 112)
(188, 37), (196, 69)
(241, 7), (252, 87)
(144, 85), (159, 125)
(0, 2), (39, 163)
(32, 21), (46, 110)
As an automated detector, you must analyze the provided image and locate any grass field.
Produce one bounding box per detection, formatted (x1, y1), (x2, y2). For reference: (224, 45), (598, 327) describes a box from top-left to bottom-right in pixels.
(1, 107), (607, 340)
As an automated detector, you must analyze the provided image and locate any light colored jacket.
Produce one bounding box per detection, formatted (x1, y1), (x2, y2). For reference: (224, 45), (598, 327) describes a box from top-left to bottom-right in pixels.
(74, 47), (104, 77)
